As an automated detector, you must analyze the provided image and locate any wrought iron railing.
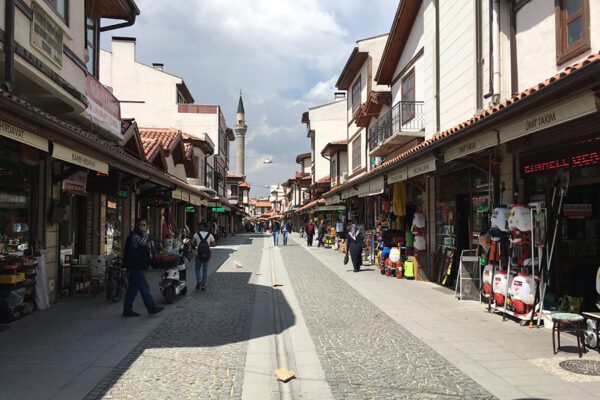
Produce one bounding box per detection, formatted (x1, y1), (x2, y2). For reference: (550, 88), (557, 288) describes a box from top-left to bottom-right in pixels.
(368, 101), (424, 151)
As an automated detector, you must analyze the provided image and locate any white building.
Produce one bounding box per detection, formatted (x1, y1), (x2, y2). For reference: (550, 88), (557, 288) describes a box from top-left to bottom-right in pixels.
(99, 37), (234, 198)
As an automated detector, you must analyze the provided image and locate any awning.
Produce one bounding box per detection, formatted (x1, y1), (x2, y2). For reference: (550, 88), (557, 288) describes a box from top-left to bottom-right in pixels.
(407, 157), (437, 178)
(52, 143), (109, 174)
(341, 189), (351, 200)
(0, 120), (49, 151)
(325, 196), (340, 205)
(314, 205), (346, 212)
(387, 167), (407, 184)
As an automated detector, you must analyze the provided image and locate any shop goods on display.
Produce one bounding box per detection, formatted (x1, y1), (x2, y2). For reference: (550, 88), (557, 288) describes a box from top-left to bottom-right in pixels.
(491, 206), (510, 232)
(509, 273), (536, 314)
(482, 264), (494, 296)
(492, 271), (513, 306)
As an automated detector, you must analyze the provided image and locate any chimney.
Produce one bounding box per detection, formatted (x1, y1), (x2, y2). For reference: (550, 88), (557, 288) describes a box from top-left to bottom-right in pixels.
(152, 63), (164, 71)
(112, 36), (136, 64)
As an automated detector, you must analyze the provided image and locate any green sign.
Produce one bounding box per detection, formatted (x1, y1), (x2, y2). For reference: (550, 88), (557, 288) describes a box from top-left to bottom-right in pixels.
(212, 207), (225, 213)
(118, 190), (127, 199)
(185, 205), (196, 213)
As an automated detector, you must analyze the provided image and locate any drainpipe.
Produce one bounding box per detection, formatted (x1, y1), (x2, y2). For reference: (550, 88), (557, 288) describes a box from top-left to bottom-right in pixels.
(434, 0), (441, 133)
(3, 0), (15, 91)
(484, 0), (500, 104)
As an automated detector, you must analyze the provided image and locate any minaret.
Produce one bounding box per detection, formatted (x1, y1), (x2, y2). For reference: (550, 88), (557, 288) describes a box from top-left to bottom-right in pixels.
(234, 92), (247, 176)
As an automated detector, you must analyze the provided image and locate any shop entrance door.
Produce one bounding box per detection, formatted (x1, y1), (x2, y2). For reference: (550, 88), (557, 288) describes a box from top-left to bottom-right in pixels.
(453, 194), (472, 282)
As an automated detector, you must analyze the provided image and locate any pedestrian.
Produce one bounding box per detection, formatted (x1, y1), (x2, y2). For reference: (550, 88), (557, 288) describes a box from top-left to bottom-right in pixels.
(281, 219), (290, 246)
(305, 220), (315, 247)
(192, 222), (216, 291)
(272, 219), (281, 246)
(122, 218), (164, 317)
(346, 223), (365, 272)
(317, 219), (325, 247)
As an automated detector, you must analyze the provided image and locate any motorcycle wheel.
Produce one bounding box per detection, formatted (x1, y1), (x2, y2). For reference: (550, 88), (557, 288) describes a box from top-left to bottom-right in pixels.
(109, 274), (122, 303)
(181, 286), (187, 296)
(165, 286), (175, 304)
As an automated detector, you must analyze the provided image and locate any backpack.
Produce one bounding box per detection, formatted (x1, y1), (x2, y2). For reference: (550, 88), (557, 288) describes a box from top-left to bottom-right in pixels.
(196, 232), (211, 262)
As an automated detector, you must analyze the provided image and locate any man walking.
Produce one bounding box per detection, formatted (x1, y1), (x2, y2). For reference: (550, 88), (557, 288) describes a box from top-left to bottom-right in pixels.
(281, 219), (291, 246)
(192, 222), (216, 291)
(272, 219), (281, 246)
(305, 220), (315, 247)
(122, 218), (164, 317)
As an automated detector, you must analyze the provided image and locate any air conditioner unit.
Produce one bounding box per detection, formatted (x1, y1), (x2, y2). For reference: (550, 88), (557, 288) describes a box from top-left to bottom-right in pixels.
(341, 172), (348, 183)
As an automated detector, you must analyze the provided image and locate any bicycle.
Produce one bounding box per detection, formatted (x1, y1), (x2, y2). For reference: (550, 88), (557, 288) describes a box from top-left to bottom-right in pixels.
(105, 257), (127, 303)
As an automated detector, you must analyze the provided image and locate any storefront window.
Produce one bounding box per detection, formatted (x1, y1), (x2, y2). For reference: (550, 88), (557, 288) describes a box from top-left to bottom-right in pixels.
(105, 197), (123, 255)
(0, 142), (36, 257)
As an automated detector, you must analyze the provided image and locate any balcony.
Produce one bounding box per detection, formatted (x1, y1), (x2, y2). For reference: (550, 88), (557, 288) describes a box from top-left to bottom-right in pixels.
(368, 101), (424, 158)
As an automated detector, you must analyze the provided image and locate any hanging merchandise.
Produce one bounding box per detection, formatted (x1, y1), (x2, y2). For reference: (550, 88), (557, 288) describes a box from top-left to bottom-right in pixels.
(412, 212), (426, 252)
(482, 264), (494, 296)
(389, 247), (401, 263)
(392, 182), (407, 217)
(491, 206), (510, 232)
(508, 205), (532, 232)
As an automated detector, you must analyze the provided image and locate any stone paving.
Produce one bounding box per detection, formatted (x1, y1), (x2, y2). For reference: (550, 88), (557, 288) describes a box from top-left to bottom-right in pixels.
(281, 243), (497, 400)
(84, 235), (264, 400)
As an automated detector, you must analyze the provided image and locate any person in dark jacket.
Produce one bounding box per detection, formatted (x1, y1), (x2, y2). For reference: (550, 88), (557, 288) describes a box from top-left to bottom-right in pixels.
(122, 218), (164, 317)
(346, 223), (364, 272)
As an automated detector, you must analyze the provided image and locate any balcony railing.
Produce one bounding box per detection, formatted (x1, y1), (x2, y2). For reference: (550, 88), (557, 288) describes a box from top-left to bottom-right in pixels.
(368, 101), (424, 151)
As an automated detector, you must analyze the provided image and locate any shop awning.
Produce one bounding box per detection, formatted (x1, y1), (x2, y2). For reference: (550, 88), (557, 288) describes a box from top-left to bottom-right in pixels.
(52, 143), (109, 174)
(444, 130), (498, 162)
(189, 194), (203, 206)
(369, 176), (384, 196)
(407, 156), (437, 178)
(0, 120), (49, 151)
(314, 205), (346, 212)
(358, 182), (370, 198)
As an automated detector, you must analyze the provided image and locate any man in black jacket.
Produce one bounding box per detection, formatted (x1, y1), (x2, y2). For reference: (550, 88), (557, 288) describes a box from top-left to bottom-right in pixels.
(122, 218), (164, 317)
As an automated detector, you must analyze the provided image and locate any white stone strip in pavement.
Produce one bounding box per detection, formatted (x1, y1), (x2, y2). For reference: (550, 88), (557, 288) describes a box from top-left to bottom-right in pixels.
(272, 245), (334, 400)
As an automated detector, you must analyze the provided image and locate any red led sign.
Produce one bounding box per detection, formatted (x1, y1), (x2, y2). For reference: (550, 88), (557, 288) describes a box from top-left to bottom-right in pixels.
(523, 150), (600, 174)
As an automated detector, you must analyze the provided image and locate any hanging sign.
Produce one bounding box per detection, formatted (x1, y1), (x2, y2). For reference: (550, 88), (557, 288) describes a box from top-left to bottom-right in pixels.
(190, 194), (203, 206)
(53, 143), (109, 174)
(444, 131), (498, 162)
(148, 197), (169, 207)
(118, 190), (127, 199)
(83, 75), (122, 139)
(387, 167), (407, 184)
(369, 176), (385, 196)
(499, 93), (598, 144)
(0, 120), (49, 151)
(341, 190), (350, 200)
(62, 171), (87, 194)
(407, 157), (437, 178)
(185, 205), (196, 213)
(172, 189), (182, 200)
(212, 207), (225, 213)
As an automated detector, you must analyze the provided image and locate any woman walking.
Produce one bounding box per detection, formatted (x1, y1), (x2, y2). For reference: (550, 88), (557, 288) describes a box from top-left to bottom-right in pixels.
(346, 223), (364, 272)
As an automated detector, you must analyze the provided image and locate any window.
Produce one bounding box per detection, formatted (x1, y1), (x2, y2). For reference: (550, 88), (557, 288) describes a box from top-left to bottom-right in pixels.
(555, 0), (590, 65)
(352, 136), (361, 171)
(85, 17), (99, 76)
(401, 69), (416, 123)
(206, 164), (214, 189)
(351, 76), (361, 114)
(331, 155), (338, 184)
(218, 127), (227, 157)
(45, 0), (69, 24)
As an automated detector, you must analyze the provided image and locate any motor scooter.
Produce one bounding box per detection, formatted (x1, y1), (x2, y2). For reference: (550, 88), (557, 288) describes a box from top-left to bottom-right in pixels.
(151, 238), (191, 303)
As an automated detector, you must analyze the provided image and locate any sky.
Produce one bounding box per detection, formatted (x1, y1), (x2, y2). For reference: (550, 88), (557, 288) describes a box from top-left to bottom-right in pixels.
(101, 0), (398, 197)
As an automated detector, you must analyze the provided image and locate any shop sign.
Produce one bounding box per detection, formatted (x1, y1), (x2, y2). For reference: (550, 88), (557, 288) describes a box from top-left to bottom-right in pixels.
(185, 205), (196, 213)
(172, 189), (182, 200)
(407, 157), (437, 178)
(315, 205), (346, 212)
(0, 120), (49, 151)
(358, 182), (370, 198)
(53, 143), (109, 174)
(212, 207), (225, 213)
(444, 131), (498, 162)
(118, 190), (127, 199)
(341, 190), (350, 200)
(564, 204), (592, 218)
(387, 167), (407, 184)
(325, 196), (337, 206)
(369, 176), (385, 196)
(83, 75), (122, 139)
(31, 2), (63, 66)
(62, 171), (87, 194)
(499, 93), (598, 144)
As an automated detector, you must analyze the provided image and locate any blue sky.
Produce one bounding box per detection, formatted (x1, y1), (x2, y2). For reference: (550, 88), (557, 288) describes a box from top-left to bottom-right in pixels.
(101, 0), (398, 197)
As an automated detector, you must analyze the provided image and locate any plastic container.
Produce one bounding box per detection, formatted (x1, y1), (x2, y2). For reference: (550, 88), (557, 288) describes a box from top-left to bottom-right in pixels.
(482, 264), (494, 295)
(491, 206), (510, 232)
(389, 248), (401, 263)
(412, 213), (426, 228)
(414, 236), (426, 251)
(508, 205), (531, 232)
(493, 271), (513, 305)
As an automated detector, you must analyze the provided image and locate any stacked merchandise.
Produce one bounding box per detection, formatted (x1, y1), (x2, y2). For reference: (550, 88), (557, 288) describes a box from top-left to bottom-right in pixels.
(0, 255), (36, 322)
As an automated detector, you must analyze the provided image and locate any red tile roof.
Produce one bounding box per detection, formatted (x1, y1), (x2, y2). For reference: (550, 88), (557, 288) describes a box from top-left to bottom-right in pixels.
(255, 201), (272, 208)
(139, 127), (182, 151)
(141, 137), (161, 160)
(297, 198), (325, 214)
(325, 51), (600, 197)
(239, 181), (251, 189)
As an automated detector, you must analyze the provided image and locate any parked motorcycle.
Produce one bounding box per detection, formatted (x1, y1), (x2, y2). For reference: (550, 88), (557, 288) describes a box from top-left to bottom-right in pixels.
(151, 238), (191, 303)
